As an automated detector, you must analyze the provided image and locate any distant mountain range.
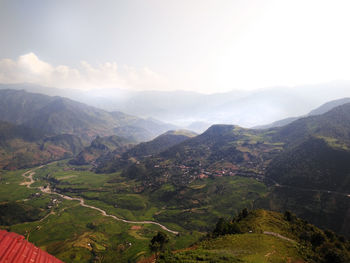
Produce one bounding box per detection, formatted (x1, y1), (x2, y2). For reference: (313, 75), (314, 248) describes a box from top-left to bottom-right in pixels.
(2, 81), (350, 129)
(0, 89), (175, 142)
(255, 97), (350, 129)
(0, 89), (176, 169)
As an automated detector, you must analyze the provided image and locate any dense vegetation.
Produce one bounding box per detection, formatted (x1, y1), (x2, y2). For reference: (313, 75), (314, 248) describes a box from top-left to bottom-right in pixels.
(0, 202), (42, 225)
(267, 137), (350, 191)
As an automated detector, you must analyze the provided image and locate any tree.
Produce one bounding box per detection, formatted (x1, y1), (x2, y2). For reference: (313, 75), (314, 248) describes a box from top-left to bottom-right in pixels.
(241, 208), (248, 218)
(227, 222), (241, 234)
(324, 230), (335, 242)
(149, 231), (169, 255)
(310, 232), (325, 247)
(86, 222), (97, 230)
(284, 210), (294, 222)
(237, 208), (249, 221)
(213, 218), (226, 236)
(213, 218), (241, 236)
(320, 243), (346, 263)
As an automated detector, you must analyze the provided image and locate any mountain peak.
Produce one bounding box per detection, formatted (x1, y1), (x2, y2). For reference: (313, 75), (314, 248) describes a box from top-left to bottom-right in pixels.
(203, 124), (239, 136)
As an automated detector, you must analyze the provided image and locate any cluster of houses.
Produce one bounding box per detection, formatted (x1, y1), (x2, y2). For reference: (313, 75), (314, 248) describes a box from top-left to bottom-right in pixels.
(150, 157), (266, 183)
(47, 198), (60, 209)
(143, 140), (285, 185)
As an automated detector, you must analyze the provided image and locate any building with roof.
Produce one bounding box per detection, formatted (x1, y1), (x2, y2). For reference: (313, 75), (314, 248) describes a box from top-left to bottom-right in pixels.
(0, 229), (63, 263)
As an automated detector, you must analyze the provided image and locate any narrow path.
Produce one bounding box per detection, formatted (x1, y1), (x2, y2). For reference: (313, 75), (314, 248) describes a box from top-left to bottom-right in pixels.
(263, 231), (295, 243)
(39, 211), (55, 222)
(270, 178), (350, 198)
(21, 167), (179, 235)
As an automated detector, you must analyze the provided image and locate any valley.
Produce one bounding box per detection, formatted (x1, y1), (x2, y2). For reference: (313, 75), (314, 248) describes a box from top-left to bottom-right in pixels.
(22, 165), (179, 235)
(1, 154), (349, 262)
(0, 89), (349, 262)
(0, 160), (267, 262)
(3, 3), (350, 262)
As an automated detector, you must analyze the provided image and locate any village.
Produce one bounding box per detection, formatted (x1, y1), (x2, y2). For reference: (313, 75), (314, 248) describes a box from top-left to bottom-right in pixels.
(148, 153), (268, 186)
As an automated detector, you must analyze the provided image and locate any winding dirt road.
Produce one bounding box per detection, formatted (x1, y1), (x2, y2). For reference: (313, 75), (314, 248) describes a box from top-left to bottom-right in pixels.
(21, 166), (179, 235)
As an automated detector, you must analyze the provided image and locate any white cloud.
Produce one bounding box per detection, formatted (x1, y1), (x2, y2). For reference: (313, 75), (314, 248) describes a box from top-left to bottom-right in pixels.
(0, 53), (168, 91)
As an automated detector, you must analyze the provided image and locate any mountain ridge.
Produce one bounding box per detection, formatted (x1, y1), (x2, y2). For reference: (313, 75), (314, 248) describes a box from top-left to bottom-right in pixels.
(0, 89), (175, 142)
(256, 97), (350, 129)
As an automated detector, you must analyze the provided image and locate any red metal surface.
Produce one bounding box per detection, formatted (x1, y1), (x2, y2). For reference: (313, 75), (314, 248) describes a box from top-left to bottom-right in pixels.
(0, 230), (64, 263)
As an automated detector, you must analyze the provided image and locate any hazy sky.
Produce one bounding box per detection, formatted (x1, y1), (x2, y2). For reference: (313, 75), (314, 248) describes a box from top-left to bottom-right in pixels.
(1, 0), (350, 93)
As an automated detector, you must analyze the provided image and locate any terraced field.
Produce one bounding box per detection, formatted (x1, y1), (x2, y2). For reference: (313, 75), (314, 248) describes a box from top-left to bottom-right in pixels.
(0, 160), (267, 262)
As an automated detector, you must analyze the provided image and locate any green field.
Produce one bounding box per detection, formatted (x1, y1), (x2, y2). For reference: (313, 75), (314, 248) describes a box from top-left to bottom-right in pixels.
(0, 160), (268, 262)
(159, 234), (302, 263)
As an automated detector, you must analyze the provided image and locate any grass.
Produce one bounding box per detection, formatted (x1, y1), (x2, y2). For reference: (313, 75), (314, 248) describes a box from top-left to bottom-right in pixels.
(203, 233), (301, 262)
(0, 168), (37, 201)
(158, 234), (302, 263)
(316, 135), (349, 150)
(0, 163), (204, 262)
(158, 209), (316, 263)
(2, 161), (349, 262)
(10, 198), (164, 262)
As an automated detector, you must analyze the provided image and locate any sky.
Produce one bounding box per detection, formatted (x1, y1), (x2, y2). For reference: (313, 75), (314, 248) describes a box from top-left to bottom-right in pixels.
(1, 0), (350, 93)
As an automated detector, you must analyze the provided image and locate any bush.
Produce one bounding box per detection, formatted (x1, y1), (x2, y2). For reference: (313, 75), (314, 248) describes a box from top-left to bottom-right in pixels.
(310, 232), (325, 247)
(213, 218), (242, 237)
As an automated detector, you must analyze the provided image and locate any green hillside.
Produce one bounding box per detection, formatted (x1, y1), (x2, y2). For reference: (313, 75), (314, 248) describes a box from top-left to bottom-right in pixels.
(127, 130), (197, 158)
(158, 209), (350, 263)
(70, 135), (134, 165)
(257, 187), (350, 242)
(0, 162), (267, 262)
(267, 137), (350, 192)
(270, 103), (350, 147)
(121, 124), (280, 187)
(265, 103), (350, 192)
